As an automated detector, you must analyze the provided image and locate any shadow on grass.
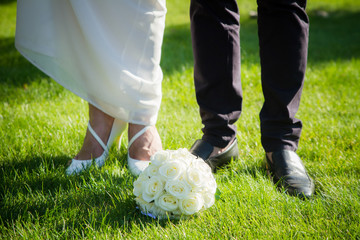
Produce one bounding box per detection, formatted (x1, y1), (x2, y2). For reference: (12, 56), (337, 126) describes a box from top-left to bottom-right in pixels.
(240, 10), (360, 66)
(1, 9), (359, 89)
(0, 0), (15, 5)
(307, 10), (360, 63)
(161, 10), (360, 75)
(0, 154), (173, 234)
(0, 37), (48, 87)
(161, 24), (193, 75)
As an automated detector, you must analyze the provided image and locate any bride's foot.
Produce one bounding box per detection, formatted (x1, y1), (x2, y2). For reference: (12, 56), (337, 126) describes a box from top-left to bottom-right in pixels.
(128, 124), (162, 161)
(73, 104), (114, 160)
(127, 124), (162, 176)
(66, 104), (126, 175)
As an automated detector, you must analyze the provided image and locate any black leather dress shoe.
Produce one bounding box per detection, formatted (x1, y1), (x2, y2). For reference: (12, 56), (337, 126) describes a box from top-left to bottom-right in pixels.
(190, 139), (239, 172)
(265, 150), (314, 198)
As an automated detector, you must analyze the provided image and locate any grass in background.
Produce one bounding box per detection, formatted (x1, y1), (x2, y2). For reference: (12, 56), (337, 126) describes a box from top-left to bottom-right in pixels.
(1, 0), (360, 239)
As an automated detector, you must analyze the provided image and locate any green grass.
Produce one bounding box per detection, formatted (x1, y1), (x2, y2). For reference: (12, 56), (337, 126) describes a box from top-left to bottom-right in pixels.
(1, 0), (360, 239)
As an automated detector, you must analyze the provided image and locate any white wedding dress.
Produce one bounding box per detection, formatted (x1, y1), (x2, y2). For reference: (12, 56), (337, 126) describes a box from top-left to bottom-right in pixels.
(15, 0), (166, 125)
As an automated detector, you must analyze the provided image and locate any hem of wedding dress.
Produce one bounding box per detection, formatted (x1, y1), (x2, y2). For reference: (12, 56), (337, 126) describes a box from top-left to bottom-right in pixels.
(15, 44), (158, 126)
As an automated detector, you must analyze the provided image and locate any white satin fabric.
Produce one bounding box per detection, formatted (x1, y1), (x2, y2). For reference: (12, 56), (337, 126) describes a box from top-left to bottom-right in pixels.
(15, 0), (166, 125)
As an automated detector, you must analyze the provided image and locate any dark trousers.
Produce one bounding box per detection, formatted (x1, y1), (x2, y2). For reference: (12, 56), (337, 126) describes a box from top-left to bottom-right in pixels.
(190, 0), (309, 152)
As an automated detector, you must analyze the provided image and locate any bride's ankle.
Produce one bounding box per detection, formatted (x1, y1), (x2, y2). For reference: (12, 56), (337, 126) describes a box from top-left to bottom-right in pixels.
(74, 128), (106, 160)
(128, 124), (162, 161)
(75, 105), (115, 160)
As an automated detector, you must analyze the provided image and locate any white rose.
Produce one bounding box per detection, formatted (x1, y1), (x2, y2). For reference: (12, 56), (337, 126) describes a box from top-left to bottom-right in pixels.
(175, 157), (192, 167)
(159, 161), (186, 180)
(177, 148), (197, 159)
(133, 149), (218, 219)
(143, 164), (160, 178)
(205, 175), (217, 194)
(186, 166), (207, 189)
(174, 148), (188, 157)
(133, 174), (149, 197)
(165, 179), (191, 199)
(201, 190), (215, 209)
(192, 159), (212, 175)
(179, 193), (204, 215)
(142, 176), (165, 202)
(170, 149), (194, 166)
(133, 179), (143, 197)
(150, 205), (169, 219)
(135, 196), (154, 213)
(155, 193), (179, 211)
(151, 150), (170, 166)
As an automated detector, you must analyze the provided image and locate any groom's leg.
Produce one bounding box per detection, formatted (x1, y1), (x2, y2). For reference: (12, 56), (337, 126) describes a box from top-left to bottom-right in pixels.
(257, 0), (309, 152)
(258, 0), (314, 198)
(190, 0), (242, 148)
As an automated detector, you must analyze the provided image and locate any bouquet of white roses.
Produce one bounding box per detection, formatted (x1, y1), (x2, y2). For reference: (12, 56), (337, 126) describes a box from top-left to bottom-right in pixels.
(133, 148), (217, 219)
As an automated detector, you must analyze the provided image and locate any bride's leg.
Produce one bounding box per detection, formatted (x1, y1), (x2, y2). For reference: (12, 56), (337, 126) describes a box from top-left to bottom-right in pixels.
(74, 104), (114, 160)
(128, 124), (162, 161)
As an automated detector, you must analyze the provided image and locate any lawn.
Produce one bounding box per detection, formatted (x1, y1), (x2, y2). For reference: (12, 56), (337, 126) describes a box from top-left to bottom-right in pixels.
(1, 0), (360, 239)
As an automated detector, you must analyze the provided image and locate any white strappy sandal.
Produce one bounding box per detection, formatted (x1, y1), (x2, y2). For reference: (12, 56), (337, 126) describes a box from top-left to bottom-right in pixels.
(66, 119), (126, 175)
(127, 126), (152, 176)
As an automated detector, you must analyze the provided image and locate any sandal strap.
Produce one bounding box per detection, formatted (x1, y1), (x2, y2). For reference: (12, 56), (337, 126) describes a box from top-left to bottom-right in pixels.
(128, 126), (151, 149)
(87, 121), (108, 153)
